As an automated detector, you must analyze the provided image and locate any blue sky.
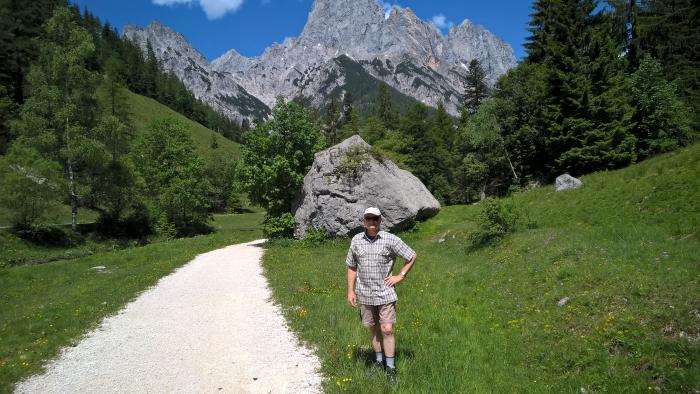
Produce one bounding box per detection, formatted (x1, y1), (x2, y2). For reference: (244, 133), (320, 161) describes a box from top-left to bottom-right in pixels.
(71, 0), (533, 62)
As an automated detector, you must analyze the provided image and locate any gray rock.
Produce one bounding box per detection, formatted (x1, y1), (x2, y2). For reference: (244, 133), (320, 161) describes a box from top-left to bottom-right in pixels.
(292, 135), (440, 238)
(555, 174), (583, 192)
(557, 297), (570, 307)
(90, 266), (106, 270)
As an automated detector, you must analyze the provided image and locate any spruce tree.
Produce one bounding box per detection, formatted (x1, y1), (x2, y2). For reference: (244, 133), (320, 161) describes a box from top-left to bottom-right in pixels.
(463, 59), (489, 114)
(376, 82), (399, 130)
(636, 0), (700, 128)
(322, 98), (341, 145)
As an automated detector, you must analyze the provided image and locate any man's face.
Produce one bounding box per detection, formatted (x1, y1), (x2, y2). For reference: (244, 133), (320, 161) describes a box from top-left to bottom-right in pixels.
(363, 215), (382, 236)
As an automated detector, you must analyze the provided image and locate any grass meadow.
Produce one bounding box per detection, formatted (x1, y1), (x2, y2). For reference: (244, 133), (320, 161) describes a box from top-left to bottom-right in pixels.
(262, 143), (700, 393)
(0, 213), (263, 393)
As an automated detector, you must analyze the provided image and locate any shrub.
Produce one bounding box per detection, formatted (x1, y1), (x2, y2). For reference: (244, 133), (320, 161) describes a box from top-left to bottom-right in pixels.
(263, 213), (295, 239)
(335, 145), (371, 178)
(301, 227), (329, 246)
(470, 198), (520, 246)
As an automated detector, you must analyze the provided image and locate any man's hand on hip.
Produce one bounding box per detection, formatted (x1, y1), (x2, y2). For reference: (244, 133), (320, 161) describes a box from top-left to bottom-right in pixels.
(384, 275), (403, 288)
(347, 291), (357, 307)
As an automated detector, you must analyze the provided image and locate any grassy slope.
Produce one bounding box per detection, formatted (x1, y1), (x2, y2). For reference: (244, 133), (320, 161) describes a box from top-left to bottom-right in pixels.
(262, 143), (700, 393)
(0, 213), (263, 393)
(124, 89), (241, 159)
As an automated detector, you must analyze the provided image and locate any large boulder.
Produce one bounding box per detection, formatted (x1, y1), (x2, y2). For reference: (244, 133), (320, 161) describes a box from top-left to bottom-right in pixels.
(292, 135), (440, 238)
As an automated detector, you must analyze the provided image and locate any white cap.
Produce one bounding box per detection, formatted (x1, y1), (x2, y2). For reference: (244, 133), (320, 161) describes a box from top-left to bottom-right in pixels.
(363, 207), (381, 217)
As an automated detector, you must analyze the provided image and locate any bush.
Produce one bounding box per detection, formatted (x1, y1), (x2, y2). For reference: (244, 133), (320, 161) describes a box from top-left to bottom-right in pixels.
(301, 227), (329, 246)
(335, 145), (371, 179)
(12, 224), (83, 247)
(470, 198), (520, 246)
(262, 213), (295, 239)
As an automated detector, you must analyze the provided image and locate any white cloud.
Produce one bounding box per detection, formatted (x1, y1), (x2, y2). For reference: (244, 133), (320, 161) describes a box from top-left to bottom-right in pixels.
(152, 0), (244, 20)
(153, 0), (193, 5)
(431, 14), (447, 29)
(378, 1), (400, 20)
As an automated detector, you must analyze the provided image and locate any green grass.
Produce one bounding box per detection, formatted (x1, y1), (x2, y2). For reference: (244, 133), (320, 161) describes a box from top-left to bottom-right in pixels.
(0, 212), (263, 393)
(124, 89), (241, 158)
(261, 143), (700, 393)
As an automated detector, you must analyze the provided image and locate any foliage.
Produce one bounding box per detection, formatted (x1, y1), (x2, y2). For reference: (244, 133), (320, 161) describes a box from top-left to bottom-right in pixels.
(0, 144), (62, 229)
(204, 149), (239, 213)
(635, 0), (700, 128)
(334, 145), (372, 179)
(9, 6), (99, 230)
(239, 98), (325, 218)
(630, 54), (693, 157)
(376, 82), (399, 130)
(321, 97), (341, 145)
(262, 212), (295, 239)
(463, 59), (489, 114)
(131, 118), (212, 236)
(469, 198), (520, 246)
(0, 84), (16, 154)
(300, 226), (330, 246)
(453, 99), (514, 202)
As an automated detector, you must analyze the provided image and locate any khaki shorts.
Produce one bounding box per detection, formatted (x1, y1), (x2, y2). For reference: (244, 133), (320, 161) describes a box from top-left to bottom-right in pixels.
(360, 302), (396, 327)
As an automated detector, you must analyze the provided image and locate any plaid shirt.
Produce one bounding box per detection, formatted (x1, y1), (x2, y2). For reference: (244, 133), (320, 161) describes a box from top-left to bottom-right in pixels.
(346, 231), (416, 306)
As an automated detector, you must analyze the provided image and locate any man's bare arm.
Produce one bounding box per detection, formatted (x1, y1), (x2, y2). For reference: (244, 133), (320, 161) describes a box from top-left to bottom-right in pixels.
(384, 252), (416, 287)
(347, 266), (358, 307)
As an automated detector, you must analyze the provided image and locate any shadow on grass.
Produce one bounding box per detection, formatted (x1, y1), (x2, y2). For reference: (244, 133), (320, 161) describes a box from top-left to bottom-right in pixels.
(352, 346), (415, 369)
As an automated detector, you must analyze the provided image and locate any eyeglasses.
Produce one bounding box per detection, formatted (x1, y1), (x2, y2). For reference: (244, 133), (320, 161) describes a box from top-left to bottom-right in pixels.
(364, 216), (381, 222)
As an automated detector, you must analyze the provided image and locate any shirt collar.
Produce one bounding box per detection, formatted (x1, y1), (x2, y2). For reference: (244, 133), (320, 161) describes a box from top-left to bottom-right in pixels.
(363, 230), (383, 242)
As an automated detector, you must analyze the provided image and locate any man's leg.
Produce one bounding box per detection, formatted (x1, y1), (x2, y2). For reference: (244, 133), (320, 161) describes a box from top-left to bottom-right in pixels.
(368, 324), (382, 353)
(361, 305), (384, 365)
(380, 323), (395, 361)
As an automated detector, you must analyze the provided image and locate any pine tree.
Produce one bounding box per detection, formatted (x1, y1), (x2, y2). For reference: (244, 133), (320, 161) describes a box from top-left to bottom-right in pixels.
(143, 40), (159, 97)
(342, 91), (354, 124)
(463, 59), (489, 114)
(0, 0), (66, 104)
(525, 0), (552, 64)
(322, 98), (341, 145)
(525, 0), (636, 174)
(0, 84), (16, 154)
(636, 0), (700, 128)
(376, 82), (399, 130)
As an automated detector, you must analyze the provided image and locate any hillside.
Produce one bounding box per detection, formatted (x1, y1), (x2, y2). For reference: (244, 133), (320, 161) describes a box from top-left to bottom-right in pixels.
(124, 89), (241, 159)
(262, 142), (700, 392)
(0, 89), (242, 228)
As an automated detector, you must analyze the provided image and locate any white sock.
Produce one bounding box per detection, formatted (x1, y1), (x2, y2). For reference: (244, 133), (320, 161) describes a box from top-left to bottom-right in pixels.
(386, 357), (395, 368)
(375, 352), (383, 363)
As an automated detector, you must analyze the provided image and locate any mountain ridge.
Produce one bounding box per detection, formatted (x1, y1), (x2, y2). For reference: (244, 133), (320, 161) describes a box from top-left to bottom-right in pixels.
(124, 0), (517, 120)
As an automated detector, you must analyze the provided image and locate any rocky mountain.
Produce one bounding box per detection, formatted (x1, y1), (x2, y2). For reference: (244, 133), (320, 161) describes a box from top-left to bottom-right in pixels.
(212, 0), (516, 115)
(124, 0), (516, 121)
(123, 21), (270, 123)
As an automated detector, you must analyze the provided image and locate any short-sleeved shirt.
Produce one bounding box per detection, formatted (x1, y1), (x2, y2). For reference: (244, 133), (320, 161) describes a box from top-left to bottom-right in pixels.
(346, 230), (415, 306)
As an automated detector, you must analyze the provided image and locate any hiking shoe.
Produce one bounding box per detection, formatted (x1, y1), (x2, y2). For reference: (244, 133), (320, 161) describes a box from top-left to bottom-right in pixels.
(386, 367), (397, 385)
(373, 360), (384, 369)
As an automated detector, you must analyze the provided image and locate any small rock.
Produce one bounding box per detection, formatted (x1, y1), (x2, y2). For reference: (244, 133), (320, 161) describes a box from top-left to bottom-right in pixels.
(253, 377), (257, 381)
(557, 297), (570, 307)
(90, 266), (106, 270)
(555, 174), (583, 192)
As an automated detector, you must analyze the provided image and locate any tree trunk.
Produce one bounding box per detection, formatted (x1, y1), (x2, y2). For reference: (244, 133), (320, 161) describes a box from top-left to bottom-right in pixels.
(66, 115), (77, 231)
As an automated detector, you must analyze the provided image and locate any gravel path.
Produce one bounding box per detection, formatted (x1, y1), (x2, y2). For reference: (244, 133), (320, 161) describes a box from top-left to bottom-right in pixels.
(15, 239), (323, 393)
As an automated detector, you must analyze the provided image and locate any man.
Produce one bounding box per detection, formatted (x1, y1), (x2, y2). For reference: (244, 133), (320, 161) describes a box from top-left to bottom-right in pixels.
(346, 207), (417, 385)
